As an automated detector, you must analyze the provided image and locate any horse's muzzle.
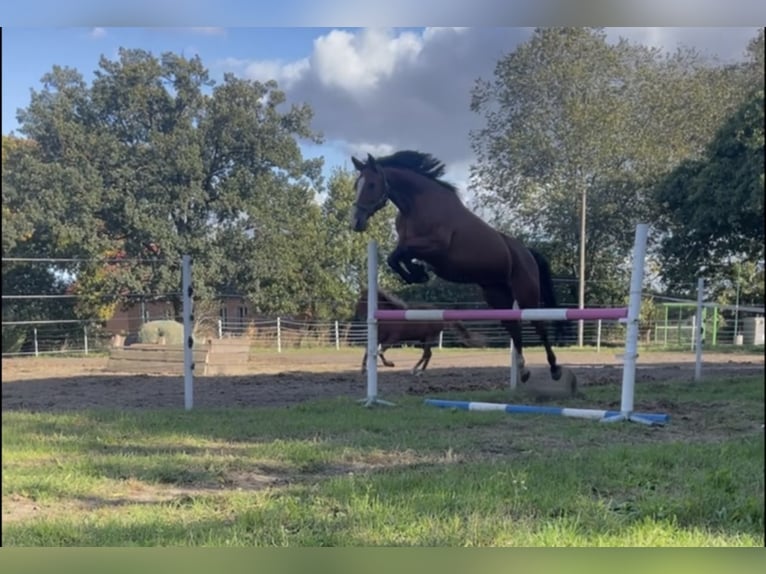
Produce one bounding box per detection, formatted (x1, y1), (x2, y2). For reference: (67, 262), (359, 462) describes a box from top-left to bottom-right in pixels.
(351, 211), (369, 232)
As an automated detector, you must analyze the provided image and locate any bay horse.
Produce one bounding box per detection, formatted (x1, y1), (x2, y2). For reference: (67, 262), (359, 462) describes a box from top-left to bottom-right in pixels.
(353, 288), (482, 375)
(350, 150), (563, 382)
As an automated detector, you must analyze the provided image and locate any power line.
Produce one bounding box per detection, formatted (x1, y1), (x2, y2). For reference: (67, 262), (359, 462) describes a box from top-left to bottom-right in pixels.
(2, 257), (170, 263)
(2, 293), (182, 300)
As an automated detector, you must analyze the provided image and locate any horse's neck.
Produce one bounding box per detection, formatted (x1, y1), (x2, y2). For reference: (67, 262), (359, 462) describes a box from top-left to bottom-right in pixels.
(384, 168), (421, 212)
(384, 167), (461, 215)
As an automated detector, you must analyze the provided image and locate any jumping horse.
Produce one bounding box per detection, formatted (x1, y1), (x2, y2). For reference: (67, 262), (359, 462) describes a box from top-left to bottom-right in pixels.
(350, 150), (563, 382)
(353, 287), (482, 375)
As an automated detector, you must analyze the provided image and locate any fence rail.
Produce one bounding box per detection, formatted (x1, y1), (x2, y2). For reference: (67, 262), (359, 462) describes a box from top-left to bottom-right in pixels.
(3, 308), (764, 358)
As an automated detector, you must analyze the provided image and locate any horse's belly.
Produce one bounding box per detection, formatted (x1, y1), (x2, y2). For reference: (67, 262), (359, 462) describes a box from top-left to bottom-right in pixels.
(430, 261), (499, 284)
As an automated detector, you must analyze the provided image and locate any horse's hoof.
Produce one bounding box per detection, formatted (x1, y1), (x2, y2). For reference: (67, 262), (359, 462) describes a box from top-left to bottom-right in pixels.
(551, 366), (563, 381)
(412, 370), (423, 377)
(521, 370), (531, 383)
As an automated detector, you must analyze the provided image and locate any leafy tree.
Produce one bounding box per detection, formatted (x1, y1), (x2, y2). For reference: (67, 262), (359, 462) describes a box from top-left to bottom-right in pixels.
(2, 135), (79, 351)
(469, 27), (755, 309)
(7, 49), (323, 319)
(654, 87), (764, 299)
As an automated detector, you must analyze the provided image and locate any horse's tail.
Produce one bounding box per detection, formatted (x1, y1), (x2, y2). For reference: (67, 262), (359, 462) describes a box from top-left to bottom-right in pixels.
(448, 321), (485, 348)
(528, 248), (558, 309)
(528, 247), (569, 345)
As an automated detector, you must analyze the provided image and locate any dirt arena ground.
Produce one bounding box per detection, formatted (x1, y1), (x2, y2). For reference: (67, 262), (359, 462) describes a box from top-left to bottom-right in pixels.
(2, 348), (764, 412)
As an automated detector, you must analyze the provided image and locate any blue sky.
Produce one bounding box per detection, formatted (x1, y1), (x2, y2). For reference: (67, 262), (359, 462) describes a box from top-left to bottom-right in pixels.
(3, 26), (760, 190)
(2, 27), (365, 179)
(3, 28), (321, 132)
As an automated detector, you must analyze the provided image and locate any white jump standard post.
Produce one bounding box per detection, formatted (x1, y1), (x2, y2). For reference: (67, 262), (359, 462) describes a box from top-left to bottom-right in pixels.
(182, 254), (194, 411)
(359, 241), (396, 407)
(601, 223), (652, 425)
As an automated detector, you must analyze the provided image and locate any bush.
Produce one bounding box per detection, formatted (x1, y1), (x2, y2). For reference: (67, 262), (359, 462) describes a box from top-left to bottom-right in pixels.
(138, 320), (188, 346)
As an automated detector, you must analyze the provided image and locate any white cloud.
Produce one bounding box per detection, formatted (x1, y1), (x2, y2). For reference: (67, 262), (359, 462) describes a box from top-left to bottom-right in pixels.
(243, 58), (310, 89)
(89, 27), (107, 39)
(310, 28), (424, 95)
(346, 141), (396, 159)
(228, 27), (760, 195)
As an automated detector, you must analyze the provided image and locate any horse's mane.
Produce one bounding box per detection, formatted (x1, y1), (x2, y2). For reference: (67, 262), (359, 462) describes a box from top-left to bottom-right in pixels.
(375, 150), (457, 193)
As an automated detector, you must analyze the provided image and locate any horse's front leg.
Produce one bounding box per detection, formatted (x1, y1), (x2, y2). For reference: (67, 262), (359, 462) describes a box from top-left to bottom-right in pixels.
(388, 234), (451, 284)
(386, 246), (429, 284)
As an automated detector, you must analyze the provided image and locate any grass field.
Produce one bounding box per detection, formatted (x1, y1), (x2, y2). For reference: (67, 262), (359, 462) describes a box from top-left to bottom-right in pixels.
(2, 371), (763, 546)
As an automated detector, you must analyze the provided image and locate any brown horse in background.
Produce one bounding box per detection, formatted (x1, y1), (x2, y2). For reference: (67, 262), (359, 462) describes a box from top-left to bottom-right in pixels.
(353, 288), (482, 375)
(350, 150), (563, 382)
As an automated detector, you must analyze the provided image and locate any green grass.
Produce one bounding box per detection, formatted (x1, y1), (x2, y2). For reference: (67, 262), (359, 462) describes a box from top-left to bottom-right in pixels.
(2, 375), (764, 546)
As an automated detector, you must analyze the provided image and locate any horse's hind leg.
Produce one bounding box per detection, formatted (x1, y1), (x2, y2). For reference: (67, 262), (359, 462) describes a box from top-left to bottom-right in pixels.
(481, 286), (531, 383)
(532, 321), (562, 380)
(504, 320), (530, 383)
(421, 344), (433, 372)
(378, 344), (395, 367)
(412, 344), (432, 376)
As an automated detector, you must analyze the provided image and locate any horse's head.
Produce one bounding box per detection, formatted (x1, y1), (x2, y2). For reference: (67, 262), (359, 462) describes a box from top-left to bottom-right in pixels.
(350, 153), (389, 232)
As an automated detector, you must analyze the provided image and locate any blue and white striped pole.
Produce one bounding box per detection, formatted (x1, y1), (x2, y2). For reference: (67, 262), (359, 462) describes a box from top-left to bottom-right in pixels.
(424, 399), (670, 425)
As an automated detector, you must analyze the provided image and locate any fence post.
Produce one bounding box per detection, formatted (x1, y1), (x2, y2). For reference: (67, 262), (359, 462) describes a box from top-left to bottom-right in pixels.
(84, 325), (89, 355)
(596, 319), (602, 353)
(217, 319), (223, 339)
(694, 278), (704, 382)
(438, 331), (443, 350)
(34, 328), (39, 357)
(277, 317), (282, 353)
(690, 314), (696, 352)
(334, 320), (340, 350)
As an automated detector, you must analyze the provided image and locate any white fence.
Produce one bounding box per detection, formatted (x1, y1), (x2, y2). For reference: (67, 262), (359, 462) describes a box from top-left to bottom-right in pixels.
(3, 306), (764, 358)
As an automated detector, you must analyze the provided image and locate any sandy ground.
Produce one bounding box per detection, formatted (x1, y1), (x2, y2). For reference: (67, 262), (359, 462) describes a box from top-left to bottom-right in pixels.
(2, 348), (763, 412)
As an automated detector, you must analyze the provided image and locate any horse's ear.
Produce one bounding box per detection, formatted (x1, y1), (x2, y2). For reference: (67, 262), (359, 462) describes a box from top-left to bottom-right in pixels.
(351, 156), (365, 171)
(367, 153), (378, 169)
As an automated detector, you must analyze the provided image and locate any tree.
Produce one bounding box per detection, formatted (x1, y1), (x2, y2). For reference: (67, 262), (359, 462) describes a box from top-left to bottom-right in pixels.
(2, 135), (79, 352)
(654, 87), (764, 299)
(469, 27), (755, 311)
(7, 49), (324, 319)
